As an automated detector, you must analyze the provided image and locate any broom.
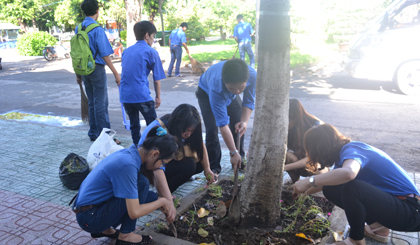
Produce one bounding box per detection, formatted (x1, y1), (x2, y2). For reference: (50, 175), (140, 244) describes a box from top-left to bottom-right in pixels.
(188, 54), (206, 75)
(78, 83), (89, 123)
(231, 46), (239, 59)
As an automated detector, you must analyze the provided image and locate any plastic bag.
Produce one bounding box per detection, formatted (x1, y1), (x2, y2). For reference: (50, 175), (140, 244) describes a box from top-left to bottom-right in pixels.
(59, 153), (90, 190)
(87, 128), (124, 170)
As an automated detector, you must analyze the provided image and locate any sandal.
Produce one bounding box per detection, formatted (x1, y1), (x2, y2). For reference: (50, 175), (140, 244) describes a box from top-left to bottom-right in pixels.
(115, 235), (152, 245)
(364, 224), (389, 243)
(114, 138), (121, 145)
(327, 237), (354, 245)
(91, 230), (119, 239)
(166, 74), (172, 77)
(176, 74), (184, 77)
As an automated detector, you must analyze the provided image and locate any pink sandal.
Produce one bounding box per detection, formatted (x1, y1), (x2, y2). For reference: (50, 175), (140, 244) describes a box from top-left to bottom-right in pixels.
(364, 224), (389, 243)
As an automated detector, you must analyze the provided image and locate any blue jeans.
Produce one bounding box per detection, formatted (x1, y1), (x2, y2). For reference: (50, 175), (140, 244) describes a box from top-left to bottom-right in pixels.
(76, 174), (158, 234)
(123, 101), (157, 145)
(238, 42), (255, 68)
(82, 65), (111, 140)
(168, 45), (183, 76)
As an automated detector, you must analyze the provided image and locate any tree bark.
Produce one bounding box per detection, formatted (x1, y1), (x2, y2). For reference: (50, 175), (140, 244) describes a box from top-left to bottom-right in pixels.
(124, 0), (143, 47)
(239, 0), (290, 228)
(158, 0), (165, 46)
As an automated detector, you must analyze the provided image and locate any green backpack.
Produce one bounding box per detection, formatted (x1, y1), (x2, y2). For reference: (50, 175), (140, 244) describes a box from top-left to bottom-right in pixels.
(70, 23), (100, 76)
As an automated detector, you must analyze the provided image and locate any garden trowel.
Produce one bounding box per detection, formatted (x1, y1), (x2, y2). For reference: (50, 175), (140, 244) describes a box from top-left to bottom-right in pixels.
(228, 132), (241, 226)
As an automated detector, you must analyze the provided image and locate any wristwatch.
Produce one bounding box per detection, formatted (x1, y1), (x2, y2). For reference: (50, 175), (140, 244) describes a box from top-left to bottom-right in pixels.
(230, 150), (238, 157)
(309, 176), (318, 188)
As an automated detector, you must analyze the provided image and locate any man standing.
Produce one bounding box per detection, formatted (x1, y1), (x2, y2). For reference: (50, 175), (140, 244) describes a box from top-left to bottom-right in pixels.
(233, 14), (255, 68)
(196, 59), (257, 176)
(167, 22), (189, 77)
(75, 0), (121, 143)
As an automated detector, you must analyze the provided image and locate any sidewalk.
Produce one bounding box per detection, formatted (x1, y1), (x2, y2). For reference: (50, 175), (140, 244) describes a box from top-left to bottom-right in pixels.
(0, 119), (419, 244)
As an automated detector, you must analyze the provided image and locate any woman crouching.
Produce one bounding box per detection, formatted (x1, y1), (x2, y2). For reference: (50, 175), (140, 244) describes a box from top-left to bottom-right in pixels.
(73, 127), (177, 245)
(293, 124), (420, 245)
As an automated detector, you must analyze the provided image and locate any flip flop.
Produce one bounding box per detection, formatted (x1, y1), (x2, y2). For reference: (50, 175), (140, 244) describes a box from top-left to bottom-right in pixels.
(116, 235), (152, 245)
(91, 230), (119, 239)
(364, 224), (389, 243)
(114, 139), (121, 145)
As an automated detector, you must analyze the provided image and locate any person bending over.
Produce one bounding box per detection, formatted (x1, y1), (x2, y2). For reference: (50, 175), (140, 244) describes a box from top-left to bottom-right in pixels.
(138, 104), (216, 192)
(284, 98), (327, 182)
(293, 124), (420, 245)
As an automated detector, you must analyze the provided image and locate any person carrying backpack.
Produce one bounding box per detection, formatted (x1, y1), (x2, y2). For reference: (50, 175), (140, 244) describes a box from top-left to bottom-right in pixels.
(72, 0), (121, 144)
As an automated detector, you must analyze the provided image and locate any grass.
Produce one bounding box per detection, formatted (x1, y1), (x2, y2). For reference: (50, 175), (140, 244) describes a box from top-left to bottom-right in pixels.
(181, 38), (318, 68)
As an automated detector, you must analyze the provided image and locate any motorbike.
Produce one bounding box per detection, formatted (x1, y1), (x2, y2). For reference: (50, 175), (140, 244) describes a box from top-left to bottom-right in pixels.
(109, 38), (123, 60)
(42, 42), (70, 61)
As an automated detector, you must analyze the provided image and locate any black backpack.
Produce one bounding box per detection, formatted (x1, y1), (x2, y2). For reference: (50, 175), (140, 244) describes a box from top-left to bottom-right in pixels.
(59, 153), (90, 190)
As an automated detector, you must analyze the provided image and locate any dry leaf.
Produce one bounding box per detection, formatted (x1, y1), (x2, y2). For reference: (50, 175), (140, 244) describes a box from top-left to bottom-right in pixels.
(197, 208), (210, 218)
(295, 233), (315, 244)
(198, 227), (209, 237)
(207, 217), (214, 226)
(225, 199), (232, 209)
(198, 243), (215, 245)
(332, 231), (344, 242)
(215, 201), (227, 218)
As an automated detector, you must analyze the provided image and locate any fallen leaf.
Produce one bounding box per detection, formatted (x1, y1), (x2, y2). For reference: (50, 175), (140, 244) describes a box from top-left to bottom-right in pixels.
(207, 217), (214, 226)
(198, 243), (215, 245)
(332, 231), (344, 242)
(225, 199), (232, 209)
(215, 201), (227, 218)
(197, 208), (210, 218)
(295, 233), (315, 244)
(198, 227), (209, 237)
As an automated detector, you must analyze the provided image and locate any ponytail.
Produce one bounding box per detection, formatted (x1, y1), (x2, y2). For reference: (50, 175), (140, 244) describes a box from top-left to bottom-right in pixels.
(139, 126), (178, 184)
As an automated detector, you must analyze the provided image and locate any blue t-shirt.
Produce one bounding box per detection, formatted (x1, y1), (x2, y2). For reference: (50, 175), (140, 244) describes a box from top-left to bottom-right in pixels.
(169, 28), (187, 46)
(74, 144), (142, 207)
(198, 61), (257, 127)
(234, 21), (254, 43)
(120, 40), (166, 103)
(75, 17), (114, 65)
(334, 141), (419, 196)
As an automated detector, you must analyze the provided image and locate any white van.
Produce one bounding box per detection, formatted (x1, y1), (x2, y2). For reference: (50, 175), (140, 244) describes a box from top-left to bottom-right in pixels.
(344, 0), (420, 95)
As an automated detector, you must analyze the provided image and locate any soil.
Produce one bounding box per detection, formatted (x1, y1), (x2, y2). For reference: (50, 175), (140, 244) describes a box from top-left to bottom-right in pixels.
(158, 179), (335, 245)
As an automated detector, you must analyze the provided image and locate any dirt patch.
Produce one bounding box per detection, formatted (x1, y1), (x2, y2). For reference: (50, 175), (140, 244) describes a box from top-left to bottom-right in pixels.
(157, 179), (334, 244)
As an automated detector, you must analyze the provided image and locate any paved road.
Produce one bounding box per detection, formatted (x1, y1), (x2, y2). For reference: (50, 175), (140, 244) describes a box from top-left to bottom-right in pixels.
(1, 53), (419, 172)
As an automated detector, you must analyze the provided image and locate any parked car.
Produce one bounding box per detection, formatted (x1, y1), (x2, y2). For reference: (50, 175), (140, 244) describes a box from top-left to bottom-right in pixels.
(344, 0), (420, 95)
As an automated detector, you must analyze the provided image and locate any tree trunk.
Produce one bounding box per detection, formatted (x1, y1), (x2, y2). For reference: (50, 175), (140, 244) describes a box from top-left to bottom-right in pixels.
(158, 0), (165, 46)
(239, 0), (290, 228)
(124, 0), (143, 47)
(219, 26), (226, 40)
(18, 19), (29, 33)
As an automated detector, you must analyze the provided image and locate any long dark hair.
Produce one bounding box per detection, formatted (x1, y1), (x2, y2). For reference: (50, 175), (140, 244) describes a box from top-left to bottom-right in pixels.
(161, 104), (204, 161)
(139, 126), (178, 184)
(303, 124), (351, 170)
(288, 98), (322, 159)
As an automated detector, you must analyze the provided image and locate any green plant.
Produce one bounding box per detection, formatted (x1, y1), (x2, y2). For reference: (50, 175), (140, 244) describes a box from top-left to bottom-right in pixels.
(120, 30), (127, 41)
(17, 31), (57, 56)
(173, 195), (181, 208)
(186, 210), (197, 235)
(208, 184), (223, 198)
(156, 222), (168, 231)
